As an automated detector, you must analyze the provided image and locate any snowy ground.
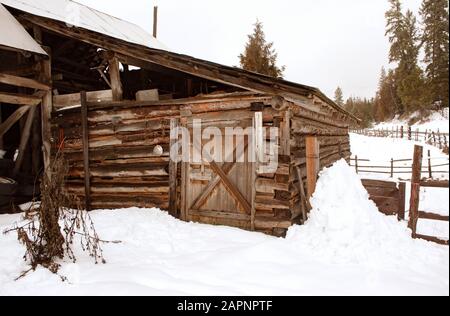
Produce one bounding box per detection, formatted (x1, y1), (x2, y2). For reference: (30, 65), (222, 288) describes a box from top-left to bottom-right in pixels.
(0, 130), (449, 296)
(374, 108), (449, 133)
(0, 159), (448, 296)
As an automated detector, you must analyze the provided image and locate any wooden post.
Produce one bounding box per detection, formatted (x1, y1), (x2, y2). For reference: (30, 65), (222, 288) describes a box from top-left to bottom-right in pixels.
(428, 150), (432, 179)
(13, 105), (37, 176)
(153, 6), (158, 38)
(0, 106), (2, 149)
(408, 126), (412, 140)
(355, 155), (359, 174)
(169, 118), (179, 217)
(437, 131), (442, 149)
(390, 158), (394, 178)
(398, 182), (406, 221)
(108, 54), (123, 101)
(252, 112), (263, 231)
(415, 129), (419, 141)
(432, 132), (436, 146)
(306, 136), (320, 199)
(408, 145), (423, 236)
(400, 126), (404, 139)
(40, 57), (52, 177)
(81, 92), (91, 212)
(396, 126), (399, 138)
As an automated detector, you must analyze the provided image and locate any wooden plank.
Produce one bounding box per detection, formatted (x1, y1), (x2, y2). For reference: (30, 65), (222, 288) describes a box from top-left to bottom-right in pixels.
(39, 57), (52, 178)
(408, 145), (423, 232)
(420, 180), (449, 188)
(0, 106), (30, 138)
(108, 54), (123, 101)
(252, 112), (263, 230)
(53, 90), (113, 110)
(418, 211), (449, 222)
(208, 158), (251, 214)
(398, 182), (406, 221)
(190, 140), (249, 211)
(0, 73), (51, 91)
(306, 136), (320, 199)
(0, 92), (42, 106)
(168, 118), (179, 217)
(189, 210), (250, 221)
(81, 92), (92, 212)
(13, 105), (37, 176)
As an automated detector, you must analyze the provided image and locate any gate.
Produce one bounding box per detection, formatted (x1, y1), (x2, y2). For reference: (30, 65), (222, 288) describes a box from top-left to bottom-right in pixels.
(178, 112), (263, 230)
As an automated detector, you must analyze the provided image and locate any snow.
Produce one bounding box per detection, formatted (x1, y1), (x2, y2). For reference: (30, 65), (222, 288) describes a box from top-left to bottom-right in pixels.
(350, 133), (449, 180)
(0, 160), (448, 296)
(374, 108), (449, 133)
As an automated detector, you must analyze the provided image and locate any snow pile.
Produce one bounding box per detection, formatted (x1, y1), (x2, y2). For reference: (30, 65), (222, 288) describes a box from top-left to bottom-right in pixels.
(287, 160), (445, 266)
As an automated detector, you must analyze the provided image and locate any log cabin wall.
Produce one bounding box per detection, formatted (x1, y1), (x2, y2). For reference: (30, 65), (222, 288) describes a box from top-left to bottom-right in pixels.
(287, 98), (352, 231)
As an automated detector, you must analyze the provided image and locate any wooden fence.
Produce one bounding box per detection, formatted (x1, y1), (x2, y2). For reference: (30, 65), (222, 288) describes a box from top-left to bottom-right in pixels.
(351, 127), (449, 152)
(350, 152), (449, 179)
(362, 179), (406, 221)
(408, 145), (449, 246)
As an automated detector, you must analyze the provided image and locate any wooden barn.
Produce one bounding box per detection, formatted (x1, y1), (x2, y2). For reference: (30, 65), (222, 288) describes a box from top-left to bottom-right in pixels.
(0, 0), (358, 235)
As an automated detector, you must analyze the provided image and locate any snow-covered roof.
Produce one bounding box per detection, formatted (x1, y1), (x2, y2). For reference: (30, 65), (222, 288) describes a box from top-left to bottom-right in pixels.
(0, 4), (47, 55)
(0, 0), (169, 51)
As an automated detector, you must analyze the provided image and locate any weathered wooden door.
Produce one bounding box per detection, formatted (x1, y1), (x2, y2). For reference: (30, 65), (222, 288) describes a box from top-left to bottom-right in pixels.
(180, 117), (256, 230)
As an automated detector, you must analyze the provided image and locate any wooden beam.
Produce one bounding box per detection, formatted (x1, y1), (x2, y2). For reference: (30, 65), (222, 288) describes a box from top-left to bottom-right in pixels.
(306, 136), (320, 199)
(0, 92), (42, 106)
(13, 105), (37, 176)
(0, 106), (31, 137)
(0, 107), (2, 149)
(81, 91), (92, 212)
(408, 145), (423, 233)
(108, 54), (123, 101)
(168, 118), (179, 217)
(0, 73), (51, 90)
(21, 15), (358, 120)
(39, 56), (52, 175)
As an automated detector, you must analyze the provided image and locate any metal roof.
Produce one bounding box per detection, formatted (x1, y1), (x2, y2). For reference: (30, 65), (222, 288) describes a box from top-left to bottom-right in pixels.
(0, 0), (168, 51)
(0, 4), (47, 55)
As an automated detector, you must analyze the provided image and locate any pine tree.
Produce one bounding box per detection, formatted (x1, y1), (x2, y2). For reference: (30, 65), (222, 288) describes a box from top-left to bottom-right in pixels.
(396, 10), (427, 112)
(239, 21), (285, 78)
(334, 87), (344, 106)
(385, 2), (426, 114)
(374, 68), (401, 121)
(420, 0), (450, 108)
(386, 0), (405, 65)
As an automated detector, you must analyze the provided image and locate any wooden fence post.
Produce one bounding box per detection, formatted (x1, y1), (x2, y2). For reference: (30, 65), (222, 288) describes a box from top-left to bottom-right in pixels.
(432, 132), (436, 146)
(408, 145), (423, 236)
(169, 118), (179, 217)
(355, 155), (359, 174)
(398, 182), (406, 221)
(408, 126), (412, 141)
(400, 126), (404, 139)
(428, 150), (432, 179)
(81, 91), (91, 212)
(390, 158), (394, 178)
(306, 136), (320, 199)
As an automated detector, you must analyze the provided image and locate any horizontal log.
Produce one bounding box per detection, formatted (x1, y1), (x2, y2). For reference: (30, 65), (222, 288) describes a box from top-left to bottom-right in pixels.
(0, 73), (51, 90)
(418, 211), (449, 222)
(189, 210), (250, 221)
(0, 92), (42, 106)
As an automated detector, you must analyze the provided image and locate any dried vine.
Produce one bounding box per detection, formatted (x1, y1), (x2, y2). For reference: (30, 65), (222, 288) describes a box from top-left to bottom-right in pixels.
(4, 148), (106, 279)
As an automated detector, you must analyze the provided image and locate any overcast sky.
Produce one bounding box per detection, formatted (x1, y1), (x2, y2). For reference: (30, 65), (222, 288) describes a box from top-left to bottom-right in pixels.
(76, 0), (422, 100)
